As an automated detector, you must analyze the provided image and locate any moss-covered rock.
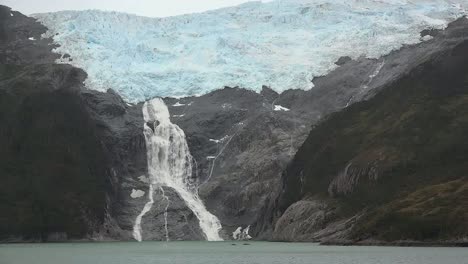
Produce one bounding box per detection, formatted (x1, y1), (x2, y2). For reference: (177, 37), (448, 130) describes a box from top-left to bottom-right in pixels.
(274, 24), (468, 243)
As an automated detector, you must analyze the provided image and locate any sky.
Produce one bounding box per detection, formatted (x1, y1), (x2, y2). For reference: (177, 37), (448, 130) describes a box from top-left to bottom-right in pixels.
(1, 0), (271, 17)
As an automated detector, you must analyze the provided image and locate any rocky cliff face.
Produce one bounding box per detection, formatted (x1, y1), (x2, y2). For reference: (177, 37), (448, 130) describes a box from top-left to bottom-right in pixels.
(0, 5), (148, 242)
(270, 18), (468, 244)
(0, 5), (106, 241)
(2, 5), (467, 243)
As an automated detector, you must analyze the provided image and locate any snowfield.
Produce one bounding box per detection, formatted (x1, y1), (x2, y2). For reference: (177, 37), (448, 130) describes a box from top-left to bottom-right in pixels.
(34, 0), (467, 102)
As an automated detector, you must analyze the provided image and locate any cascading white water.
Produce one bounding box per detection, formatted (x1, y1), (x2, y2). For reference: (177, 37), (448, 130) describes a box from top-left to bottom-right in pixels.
(133, 98), (223, 242)
(159, 186), (170, 242)
(133, 184), (154, 242)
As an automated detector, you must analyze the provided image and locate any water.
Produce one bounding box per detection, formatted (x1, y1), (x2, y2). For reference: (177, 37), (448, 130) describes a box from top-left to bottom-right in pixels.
(1, 242), (467, 264)
(133, 98), (223, 242)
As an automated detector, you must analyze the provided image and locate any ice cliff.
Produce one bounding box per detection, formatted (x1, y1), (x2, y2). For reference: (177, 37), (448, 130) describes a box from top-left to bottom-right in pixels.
(34, 0), (467, 102)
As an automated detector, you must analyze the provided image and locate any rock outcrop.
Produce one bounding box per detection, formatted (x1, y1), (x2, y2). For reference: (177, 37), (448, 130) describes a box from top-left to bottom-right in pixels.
(0, 5), (110, 241)
(0, 5), (151, 242)
(269, 17), (468, 244)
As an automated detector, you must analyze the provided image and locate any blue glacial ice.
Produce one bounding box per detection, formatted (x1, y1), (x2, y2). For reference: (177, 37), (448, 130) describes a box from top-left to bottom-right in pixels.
(34, 0), (467, 102)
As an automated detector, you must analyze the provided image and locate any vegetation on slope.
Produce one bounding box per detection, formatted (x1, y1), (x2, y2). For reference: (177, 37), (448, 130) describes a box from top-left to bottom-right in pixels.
(279, 39), (468, 241)
(353, 179), (468, 241)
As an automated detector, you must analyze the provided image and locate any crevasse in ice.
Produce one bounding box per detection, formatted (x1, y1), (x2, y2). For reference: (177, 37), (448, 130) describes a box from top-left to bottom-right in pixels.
(34, 0), (467, 102)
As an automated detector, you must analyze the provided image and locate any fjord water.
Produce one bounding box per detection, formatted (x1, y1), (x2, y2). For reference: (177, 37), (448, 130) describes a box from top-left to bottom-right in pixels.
(1, 242), (467, 264)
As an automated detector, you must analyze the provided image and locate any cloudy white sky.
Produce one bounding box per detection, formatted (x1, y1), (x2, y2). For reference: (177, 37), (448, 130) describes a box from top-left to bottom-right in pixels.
(1, 0), (271, 17)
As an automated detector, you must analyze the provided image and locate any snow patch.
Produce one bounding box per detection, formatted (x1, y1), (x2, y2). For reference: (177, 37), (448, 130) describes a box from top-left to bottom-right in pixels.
(28, 37), (35, 41)
(209, 135), (229, 144)
(10, 13), (13, 17)
(173, 114), (185, 118)
(274, 105), (290, 112)
(206, 156), (216, 160)
(130, 189), (145, 199)
(33, 0), (467, 102)
(421, 35), (434, 41)
(172, 102), (185, 107)
(138, 175), (150, 183)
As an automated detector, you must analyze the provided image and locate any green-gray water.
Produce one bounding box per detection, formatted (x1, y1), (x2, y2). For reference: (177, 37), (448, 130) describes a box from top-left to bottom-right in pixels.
(1, 241), (467, 264)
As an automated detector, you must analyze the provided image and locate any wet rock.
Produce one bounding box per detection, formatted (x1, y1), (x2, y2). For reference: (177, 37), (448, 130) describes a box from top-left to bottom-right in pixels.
(335, 56), (352, 66)
(269, 17), (468, 243)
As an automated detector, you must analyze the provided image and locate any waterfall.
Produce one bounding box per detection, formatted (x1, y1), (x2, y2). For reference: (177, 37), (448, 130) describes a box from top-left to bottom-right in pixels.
(133, 184), (154, 242)
(133, 98), (223, 242)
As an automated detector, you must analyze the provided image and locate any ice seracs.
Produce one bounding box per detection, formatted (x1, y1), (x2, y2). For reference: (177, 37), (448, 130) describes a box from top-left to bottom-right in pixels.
(33, 0), (467, 102)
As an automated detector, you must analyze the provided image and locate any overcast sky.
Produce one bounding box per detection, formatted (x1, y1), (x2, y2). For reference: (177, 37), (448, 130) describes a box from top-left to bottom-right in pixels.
(1, 0), (271, 17)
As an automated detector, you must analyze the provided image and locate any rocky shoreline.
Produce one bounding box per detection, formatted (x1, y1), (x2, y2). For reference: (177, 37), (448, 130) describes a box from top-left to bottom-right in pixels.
(321, 240), (468, 248)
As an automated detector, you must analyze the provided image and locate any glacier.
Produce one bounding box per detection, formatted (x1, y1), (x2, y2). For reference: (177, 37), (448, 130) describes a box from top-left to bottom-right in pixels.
(34, 0), (467, 102)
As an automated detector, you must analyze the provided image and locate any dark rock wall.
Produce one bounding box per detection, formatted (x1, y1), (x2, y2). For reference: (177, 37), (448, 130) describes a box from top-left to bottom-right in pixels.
(0, 5), (105, 240)
(271, 18), (468, 243)
(0, 5), (147, 241)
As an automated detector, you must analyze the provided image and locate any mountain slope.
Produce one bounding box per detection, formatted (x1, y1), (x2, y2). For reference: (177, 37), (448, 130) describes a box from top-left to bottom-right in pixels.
(2, 4), (468, 243)
(0, 6), (107, 240)
(271, 18), (468, 243)
(0, 5), (147, 242)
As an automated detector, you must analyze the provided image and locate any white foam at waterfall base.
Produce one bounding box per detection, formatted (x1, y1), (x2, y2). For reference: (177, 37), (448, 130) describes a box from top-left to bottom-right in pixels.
(232, 225), (252, 240)
(132, 98), (223, 241)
